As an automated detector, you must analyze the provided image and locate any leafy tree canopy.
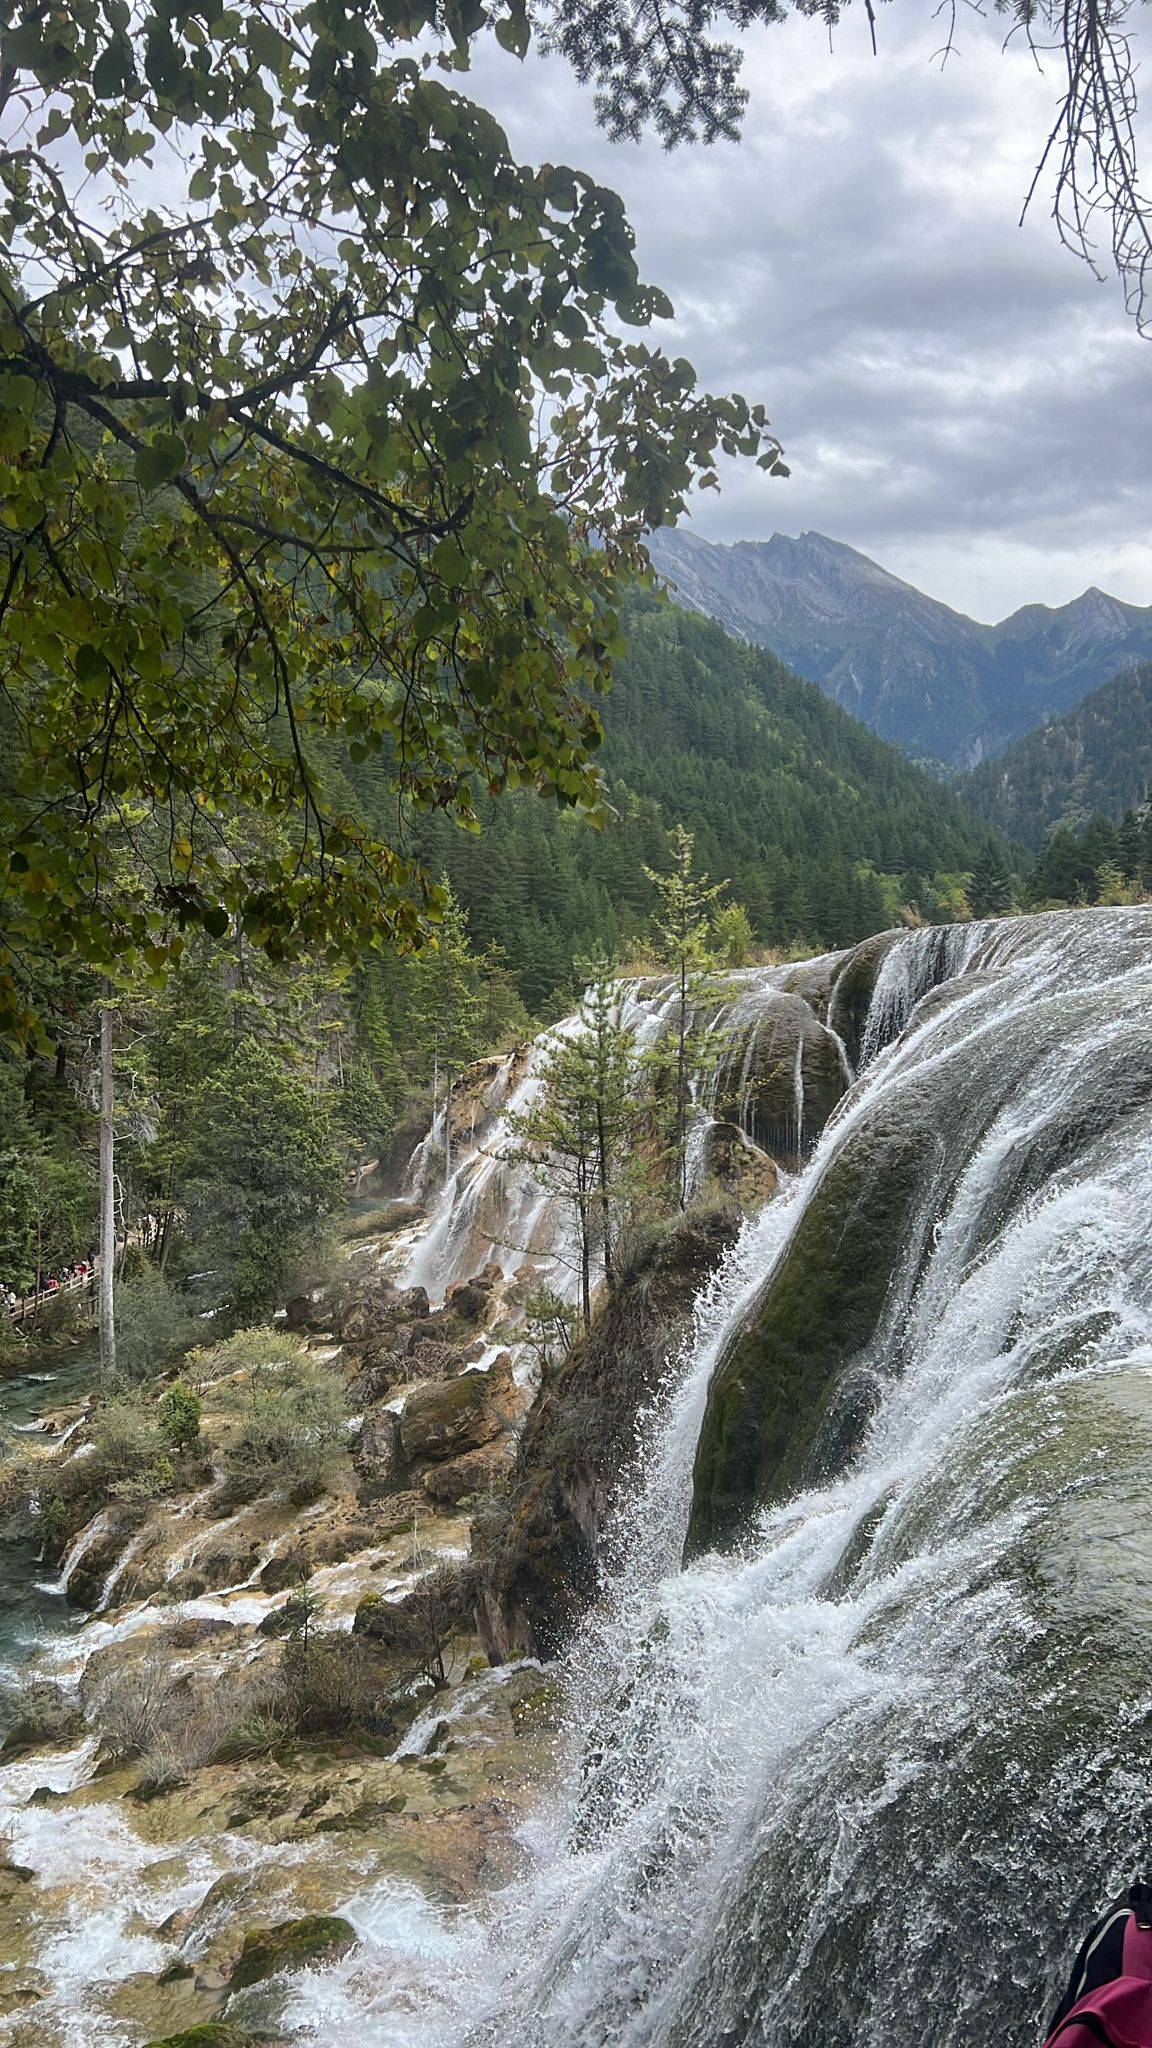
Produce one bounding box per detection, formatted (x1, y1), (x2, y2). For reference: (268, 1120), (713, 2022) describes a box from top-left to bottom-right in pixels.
(0, 0), (784, 1045)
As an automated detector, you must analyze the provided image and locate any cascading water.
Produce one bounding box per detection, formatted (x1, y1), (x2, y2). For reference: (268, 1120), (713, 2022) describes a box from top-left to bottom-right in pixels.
(289, 906), (1152, 2048)
(398, 964), (850, 1306)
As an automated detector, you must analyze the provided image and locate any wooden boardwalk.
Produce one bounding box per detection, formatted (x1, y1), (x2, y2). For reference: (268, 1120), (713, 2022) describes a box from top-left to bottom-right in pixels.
(6, 1268), (97, 1328)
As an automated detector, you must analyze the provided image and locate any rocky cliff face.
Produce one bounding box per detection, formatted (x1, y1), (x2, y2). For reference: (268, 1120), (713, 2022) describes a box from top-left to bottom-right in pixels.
(646, 527), (1152, 769)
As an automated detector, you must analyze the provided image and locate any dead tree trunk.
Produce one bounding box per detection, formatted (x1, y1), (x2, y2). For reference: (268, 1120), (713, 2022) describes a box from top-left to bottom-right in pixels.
(99, 992), (116, 1377)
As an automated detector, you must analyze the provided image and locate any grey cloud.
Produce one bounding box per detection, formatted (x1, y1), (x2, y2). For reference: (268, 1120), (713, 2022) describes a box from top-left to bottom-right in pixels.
(469, 13), (1152, 618)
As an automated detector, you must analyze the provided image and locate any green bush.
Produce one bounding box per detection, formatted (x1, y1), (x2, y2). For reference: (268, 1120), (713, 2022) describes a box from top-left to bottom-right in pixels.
(159, 1383), (201, 1453)
(114, 1268), (199, 1382)
(92, 1389), (182, 1506)
(184, 1325), (307, 1394)
(221, 1362), (346, 1504)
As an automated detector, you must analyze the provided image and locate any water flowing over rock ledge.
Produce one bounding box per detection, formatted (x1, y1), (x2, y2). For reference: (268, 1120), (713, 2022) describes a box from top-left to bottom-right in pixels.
(2, 906), (1151, 2045)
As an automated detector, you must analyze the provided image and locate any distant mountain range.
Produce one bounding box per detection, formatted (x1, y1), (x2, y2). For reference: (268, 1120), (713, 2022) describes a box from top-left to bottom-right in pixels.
(645, 528), (1152, 771)
(959, 662), (1152, 850)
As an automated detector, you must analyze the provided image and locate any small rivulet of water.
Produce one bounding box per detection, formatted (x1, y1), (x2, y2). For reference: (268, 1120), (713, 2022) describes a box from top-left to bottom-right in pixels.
(281, 906), (1152, 2048)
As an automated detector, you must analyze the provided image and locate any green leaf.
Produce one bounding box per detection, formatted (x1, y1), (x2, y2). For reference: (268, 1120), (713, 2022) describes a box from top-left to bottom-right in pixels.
(134, 435), (186, 492)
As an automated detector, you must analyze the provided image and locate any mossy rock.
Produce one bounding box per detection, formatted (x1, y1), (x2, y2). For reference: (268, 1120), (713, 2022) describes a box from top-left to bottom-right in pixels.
(228, 1913), (357, 1990)
(145, 2027), (253, 2048)
(826, 928), (903, 1067)
(0, 1678), (84, 1756)
(475, 1204), (739, 1662)
(687, 1104), (928, 1556)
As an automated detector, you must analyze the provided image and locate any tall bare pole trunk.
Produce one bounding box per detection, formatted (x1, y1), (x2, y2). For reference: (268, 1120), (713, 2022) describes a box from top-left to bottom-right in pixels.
(99, 991), (116, 1377)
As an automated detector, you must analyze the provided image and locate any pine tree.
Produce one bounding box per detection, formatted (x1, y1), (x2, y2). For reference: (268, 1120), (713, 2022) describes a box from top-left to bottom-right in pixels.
(644, 826), (727, 1208)
(509, 973), (636, 1327)
(967, 835), (1016, 918)
(407, 885), (486, 1184)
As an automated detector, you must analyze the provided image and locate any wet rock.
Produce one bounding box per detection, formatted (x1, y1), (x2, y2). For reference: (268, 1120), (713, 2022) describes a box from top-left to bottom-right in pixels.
(421, 1437), (516, 1505)
(0, 1677), (85, 1755)
(345, 1357), (400, 1408)
(474, 1206), (739, 1662)
(0, 1969), (48, 2015)
(193, 1542), (262, 1592)
(702, 1121), (780, 1210)
(687, 1106), (929, 1556)
(399, 1357), (516, 1463)
(826, 927), (903, 1066)
(353, 1407), (404, 1483)
(67, 1513), (135, 1609)
(228, 1913), (357, 1990)
(445, 1277), (495, 1325)
(714, 993), (847, 1160)
(144, 2027), (253, 2047)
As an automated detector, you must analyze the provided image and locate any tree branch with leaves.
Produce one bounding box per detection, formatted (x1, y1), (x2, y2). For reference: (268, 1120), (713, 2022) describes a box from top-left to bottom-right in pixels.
(0, 0), (784, 1047)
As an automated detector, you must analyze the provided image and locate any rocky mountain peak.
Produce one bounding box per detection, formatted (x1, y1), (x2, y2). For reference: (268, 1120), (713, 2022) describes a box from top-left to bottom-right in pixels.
(645, 527), (1152, 770)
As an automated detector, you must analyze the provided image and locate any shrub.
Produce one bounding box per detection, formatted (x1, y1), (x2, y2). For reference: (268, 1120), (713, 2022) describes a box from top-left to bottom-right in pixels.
(183, 1325), (307, 1395)
(281, 1631), (385, 1736)
(159, 1383), (201, 1453)
(88, 1648), (281, 1784)
(87, 1654), (183, 1760)
(221, 1363), (346, 1504)
(114, 1268), (199, 1382)
(91, 1389), (192, 1509)
(92, 1392), (166, 1484)
(353, 1566), (470, 1690)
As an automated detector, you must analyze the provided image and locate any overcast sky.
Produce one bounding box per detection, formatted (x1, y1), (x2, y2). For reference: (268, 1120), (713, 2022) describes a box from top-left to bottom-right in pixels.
(470, 12), (1152, 623)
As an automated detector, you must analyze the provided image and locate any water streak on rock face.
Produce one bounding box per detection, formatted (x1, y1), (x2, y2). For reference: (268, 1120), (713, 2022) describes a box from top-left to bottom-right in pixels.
(317, 906), (1152, 2048)
(396, 958), (873, 1307)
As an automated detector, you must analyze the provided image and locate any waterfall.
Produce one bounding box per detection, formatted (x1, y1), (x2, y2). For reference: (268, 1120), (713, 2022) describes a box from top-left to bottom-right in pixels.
(299, 906), (1152, 2047)
(397, 962), (857, 1306)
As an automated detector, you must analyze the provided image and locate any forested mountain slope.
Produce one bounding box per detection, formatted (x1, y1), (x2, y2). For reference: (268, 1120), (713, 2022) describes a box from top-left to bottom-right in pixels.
(348, 595), (994, 1010)
(646, 528), (1152, 772)
(960, 663), (1152, 849)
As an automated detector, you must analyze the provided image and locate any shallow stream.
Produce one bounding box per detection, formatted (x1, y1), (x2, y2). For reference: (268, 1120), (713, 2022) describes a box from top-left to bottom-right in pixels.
(0, 1341), (99, 1684)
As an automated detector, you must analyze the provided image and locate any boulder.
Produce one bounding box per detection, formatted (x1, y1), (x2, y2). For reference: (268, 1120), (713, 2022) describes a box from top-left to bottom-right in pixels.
(345, 1356), (401, 1408)
(396, 1286), (430, 1321)
(337, 1278), (397, 1346)
(421, 1437), (516, 1505)
(445, 1277), (494, 1325)
(0, 1678), (84, 1755)
(399, 1356), (517, 1464)
(353, 1407), (404, 1484)
(702, 1121), (780, 1210)
(228, 1914), (357, 1991)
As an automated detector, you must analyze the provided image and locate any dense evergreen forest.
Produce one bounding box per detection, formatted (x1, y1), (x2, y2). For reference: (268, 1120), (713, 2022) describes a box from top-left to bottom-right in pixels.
(348, 596), (993, 1013)
(961, 663), (1152, 848)
(1024, 806), (1152, 909)
(1, 592), (1003, 1327)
